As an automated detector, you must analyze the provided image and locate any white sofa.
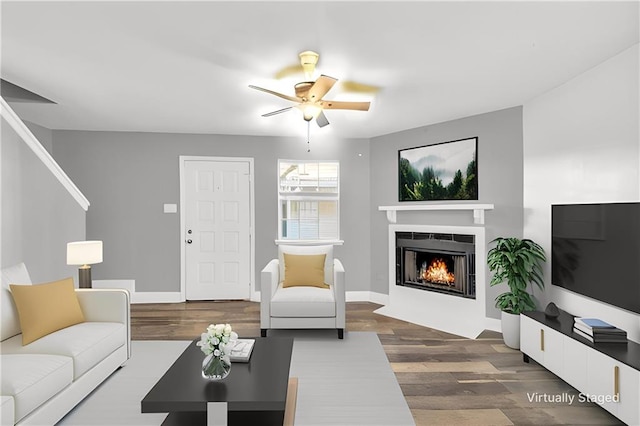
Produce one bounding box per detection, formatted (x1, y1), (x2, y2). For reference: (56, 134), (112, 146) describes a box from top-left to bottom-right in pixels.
(0, 263), (130, 426)
(260, 245), (345, 339)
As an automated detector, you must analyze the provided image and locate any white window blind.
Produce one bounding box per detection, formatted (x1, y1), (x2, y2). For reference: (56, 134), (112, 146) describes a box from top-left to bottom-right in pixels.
(278, 160), (340, 241)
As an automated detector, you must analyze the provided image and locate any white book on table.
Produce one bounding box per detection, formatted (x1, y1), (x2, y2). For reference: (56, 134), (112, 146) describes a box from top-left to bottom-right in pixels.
(574, 317), (615, 329)
(230, 339), (255, 362)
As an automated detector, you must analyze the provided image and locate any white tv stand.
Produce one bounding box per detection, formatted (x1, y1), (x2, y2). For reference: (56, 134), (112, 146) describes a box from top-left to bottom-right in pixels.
(520, 310), (640, 425)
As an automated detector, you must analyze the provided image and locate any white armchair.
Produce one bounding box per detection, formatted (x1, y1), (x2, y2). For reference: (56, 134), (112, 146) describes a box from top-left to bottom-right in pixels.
(260, 245), (345, 339)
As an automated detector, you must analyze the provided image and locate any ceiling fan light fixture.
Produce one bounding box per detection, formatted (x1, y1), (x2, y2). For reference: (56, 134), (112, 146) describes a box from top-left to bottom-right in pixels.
(301, 104), (322, 121)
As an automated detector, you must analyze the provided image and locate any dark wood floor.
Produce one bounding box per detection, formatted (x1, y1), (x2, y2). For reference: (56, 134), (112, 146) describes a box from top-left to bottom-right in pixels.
(131, 301), (623, 425)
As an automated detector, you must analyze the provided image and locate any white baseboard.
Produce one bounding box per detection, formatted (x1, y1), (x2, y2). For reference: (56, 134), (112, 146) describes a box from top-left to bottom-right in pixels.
(485, 317), (502, 333)
(131, 292), (183, 304)
(346, 291), (389, 305)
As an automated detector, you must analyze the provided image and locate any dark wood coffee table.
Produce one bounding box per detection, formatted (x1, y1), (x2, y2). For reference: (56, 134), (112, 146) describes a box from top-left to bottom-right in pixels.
(141, 337), (294, 425)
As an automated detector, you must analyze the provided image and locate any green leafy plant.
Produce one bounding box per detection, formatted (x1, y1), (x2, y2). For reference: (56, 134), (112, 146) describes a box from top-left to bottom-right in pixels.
(487, 237), (546, 314)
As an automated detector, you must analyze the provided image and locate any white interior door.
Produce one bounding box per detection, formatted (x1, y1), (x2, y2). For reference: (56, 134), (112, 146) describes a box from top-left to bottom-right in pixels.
(184, 159), (251, 300)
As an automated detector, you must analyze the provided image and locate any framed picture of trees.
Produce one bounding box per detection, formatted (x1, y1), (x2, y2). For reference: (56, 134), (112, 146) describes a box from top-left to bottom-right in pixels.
(398, 137), (478, 202)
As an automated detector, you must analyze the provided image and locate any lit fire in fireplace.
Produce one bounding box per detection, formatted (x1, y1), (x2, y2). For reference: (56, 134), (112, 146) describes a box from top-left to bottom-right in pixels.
(421, 259), (455, 285)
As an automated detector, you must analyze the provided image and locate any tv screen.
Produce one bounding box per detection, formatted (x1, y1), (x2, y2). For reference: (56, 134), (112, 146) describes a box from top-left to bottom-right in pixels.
(552, 202), (640, 314)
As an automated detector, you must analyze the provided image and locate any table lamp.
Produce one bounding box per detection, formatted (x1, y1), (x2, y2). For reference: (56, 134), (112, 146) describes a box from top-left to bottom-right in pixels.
(67, 240), (103, 288)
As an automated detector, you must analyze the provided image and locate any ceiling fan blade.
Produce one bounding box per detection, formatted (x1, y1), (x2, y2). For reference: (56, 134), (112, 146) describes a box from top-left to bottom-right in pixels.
(274, 63), (304, 79)
(316, 110), (330, 128)
(320, 100), (370, 111)
(341, 80), (380, 94)
(262, 107), (293, 117)
(307, 75), (338, 102)
(248, 85), (301, 103)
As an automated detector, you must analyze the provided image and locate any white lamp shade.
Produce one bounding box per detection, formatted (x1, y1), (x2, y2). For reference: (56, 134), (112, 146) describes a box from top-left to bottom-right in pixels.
(67, 241), (103, 265)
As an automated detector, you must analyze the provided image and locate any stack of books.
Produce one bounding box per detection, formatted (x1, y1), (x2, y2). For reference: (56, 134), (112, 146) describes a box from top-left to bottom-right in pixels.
(573, 317), (627, 343)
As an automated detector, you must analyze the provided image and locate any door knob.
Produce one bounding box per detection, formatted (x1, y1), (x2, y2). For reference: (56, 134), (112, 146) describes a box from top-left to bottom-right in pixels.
(186, 239), (193, 244)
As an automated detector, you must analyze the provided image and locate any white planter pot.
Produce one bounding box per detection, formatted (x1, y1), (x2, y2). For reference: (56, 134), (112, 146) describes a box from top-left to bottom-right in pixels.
(501, 311), (520, 349)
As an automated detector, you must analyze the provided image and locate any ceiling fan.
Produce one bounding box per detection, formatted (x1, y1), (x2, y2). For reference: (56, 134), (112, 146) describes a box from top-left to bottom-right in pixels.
(248, 51), (372, 128)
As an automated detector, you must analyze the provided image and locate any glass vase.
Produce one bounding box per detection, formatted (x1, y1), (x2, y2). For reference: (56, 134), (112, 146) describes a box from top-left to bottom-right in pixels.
(201, 353), (231, 380)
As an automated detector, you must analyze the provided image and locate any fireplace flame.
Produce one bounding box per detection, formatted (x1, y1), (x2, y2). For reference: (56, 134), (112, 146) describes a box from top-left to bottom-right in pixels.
(422, 259), (455, 285)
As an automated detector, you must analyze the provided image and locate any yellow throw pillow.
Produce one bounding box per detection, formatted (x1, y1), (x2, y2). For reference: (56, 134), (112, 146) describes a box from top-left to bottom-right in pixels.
(282, 253), (329, 289)
(10, 277), (85, 345)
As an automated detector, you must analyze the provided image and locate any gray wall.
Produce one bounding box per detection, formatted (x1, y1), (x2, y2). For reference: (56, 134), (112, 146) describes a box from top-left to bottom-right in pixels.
(1, 117), (85, 282)
(369, 106), (524, 320)
(24, 120), (53, 154)
(52, 130), (371, 293)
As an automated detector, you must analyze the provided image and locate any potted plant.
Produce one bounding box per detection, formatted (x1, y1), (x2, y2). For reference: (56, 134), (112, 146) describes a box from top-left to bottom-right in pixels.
(487, 237), (546, 349)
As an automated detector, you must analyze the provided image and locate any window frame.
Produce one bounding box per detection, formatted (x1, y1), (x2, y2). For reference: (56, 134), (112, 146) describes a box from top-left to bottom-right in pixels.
(276, 159), (342, 245)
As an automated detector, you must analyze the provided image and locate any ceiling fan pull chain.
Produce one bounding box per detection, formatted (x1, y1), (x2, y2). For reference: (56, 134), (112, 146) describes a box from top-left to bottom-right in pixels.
(307, 121), (311, 152)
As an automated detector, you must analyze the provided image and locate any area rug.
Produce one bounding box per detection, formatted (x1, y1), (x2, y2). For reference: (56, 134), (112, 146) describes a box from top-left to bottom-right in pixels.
(58, 331), (414, 425)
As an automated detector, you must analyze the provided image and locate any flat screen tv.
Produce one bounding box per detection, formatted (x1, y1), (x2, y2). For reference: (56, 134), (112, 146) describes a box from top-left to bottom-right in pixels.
(552, 202), (640, 314)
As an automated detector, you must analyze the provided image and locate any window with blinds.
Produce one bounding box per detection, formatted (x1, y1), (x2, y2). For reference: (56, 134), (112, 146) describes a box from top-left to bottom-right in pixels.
(278, 160), (340, 241)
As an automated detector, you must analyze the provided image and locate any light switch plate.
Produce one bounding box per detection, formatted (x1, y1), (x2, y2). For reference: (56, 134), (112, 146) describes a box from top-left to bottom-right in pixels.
(163, 203), (177, 213)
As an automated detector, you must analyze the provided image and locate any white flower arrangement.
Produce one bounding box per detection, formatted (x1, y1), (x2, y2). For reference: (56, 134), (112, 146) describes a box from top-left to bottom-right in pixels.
(197, 323), (238, 362)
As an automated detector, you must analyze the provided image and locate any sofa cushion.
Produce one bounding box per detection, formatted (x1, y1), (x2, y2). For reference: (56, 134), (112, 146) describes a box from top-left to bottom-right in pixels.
(1, 322), (125, 379)
(1, 262), (32, 341)
(270, 284), (336, 318)
(282, 253), (329, 289)
(1, 354), (73, 424)
(278, 245), (334, 285)
(10, 277), (85, 345)
(1, 395), (14, 426)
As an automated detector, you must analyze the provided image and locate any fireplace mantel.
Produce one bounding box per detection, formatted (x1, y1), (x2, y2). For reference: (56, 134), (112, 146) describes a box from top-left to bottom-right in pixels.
(379, 204), (494, 225)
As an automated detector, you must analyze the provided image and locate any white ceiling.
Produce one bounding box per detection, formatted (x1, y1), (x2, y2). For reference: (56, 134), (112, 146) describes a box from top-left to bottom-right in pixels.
(1, 1), (638, 139)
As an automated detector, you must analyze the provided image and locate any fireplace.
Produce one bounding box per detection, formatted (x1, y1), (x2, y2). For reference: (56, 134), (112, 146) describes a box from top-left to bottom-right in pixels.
(378, 223), (489, 339)
(396, 232), (476, 299)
